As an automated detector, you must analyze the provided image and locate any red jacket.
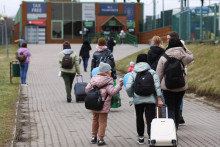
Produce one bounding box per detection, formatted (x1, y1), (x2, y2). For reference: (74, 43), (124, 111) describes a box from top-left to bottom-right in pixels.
(128, 66), (134, 72)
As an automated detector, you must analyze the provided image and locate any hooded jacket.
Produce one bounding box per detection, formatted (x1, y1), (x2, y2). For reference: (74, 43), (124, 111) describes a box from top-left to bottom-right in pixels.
(156, 47), (194, 92)
(147, 46), (165, 71)
(91, 45), (117, 79)
(107, 39), (116, 52)
(59, 49), (80, 74)
(17, 47), (31, 63)
(85, 74), (122, 113)
(126, 62), (162, 105)
(79, 41), (92, 58)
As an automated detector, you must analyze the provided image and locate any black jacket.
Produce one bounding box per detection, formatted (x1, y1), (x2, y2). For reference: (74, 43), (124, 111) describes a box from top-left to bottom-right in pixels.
(107, 39), (116, 52)
(91, 49), (117, 79)
(79, 41), (92, 58)
(147, 46), (165, 71)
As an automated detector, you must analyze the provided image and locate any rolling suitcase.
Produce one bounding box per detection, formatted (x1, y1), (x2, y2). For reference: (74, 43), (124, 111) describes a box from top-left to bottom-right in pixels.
(74, 75), (87, 102)
(149, 105), (177, 147)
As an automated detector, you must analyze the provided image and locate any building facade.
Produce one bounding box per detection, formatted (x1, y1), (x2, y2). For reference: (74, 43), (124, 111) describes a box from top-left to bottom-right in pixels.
(13, 0), (143, 44)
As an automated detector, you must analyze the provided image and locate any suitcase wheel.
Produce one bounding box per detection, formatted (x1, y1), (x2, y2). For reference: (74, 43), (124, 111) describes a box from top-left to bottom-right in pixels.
(151, 139), (156, 145)
(172, 139), (177, 146)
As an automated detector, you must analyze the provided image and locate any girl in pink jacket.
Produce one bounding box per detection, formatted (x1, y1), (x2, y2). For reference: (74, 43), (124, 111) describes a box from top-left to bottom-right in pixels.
(85, 62), (123, 146)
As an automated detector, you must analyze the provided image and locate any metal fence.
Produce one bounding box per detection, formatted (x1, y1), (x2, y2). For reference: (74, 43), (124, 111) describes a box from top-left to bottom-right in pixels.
(172, 4), (219, 41)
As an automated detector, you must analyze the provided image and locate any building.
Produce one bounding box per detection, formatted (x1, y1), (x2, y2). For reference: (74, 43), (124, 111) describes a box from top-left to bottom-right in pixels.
(13, 0), (143, 44)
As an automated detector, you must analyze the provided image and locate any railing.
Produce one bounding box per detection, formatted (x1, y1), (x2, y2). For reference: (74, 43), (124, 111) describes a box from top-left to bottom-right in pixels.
(125, 33), (138, 47)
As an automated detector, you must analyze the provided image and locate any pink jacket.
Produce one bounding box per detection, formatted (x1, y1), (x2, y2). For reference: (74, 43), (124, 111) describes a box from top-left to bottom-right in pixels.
(128, 65), (134, 72)
(156, 47), (194, 92)
(85, 74), (122, 113)
(17, 48), (31, 63)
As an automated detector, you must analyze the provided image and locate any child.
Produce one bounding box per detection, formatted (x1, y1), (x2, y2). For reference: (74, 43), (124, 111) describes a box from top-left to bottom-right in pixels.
(128, 61), (135, 72)
(85, 62), (123, 146)
(126, 54), (163, 144)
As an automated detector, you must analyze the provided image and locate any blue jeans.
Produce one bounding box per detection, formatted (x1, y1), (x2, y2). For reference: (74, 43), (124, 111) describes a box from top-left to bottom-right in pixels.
(19, 63), (29, 84)
(82, 58), (89, 70)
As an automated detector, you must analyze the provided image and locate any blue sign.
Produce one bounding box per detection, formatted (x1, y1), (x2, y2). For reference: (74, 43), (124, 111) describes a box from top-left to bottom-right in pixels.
(123, 4), (135, 21)
(27, 3), (46, 14)
(100, 4), (118, 14)
(194, 7), (210, 14)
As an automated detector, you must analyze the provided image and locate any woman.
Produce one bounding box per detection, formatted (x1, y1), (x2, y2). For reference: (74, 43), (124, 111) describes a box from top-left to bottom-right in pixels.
(59, 41), (80, 103)
(85, 62), (123, 146)
(147, 36), (165, 71)
(91, 37), (117, 80)
(126, 54), (163, 144)
(17, 42), (31, 86)
(156, 38), (194, 129)
(107, 37), (116, 52)
(79, 40), (92, 72)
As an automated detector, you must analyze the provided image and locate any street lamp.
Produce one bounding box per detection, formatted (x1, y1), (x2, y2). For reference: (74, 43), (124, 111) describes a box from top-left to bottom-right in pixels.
(2, 14), (8, 58)
(0, 17), (4, 48)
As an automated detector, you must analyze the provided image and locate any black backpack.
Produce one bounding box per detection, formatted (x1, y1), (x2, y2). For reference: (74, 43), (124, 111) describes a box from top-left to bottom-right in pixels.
(163, 53), (186, 89)
(17, 52), (26, 62)
(100, 51), (114, 68)
(62, 54), (73, 69)
(85, 83), (112, 111)
(134, 70), (155, 96)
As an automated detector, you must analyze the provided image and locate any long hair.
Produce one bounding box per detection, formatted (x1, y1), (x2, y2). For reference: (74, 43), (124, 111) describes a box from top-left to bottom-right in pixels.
(167, 38), (183, 50)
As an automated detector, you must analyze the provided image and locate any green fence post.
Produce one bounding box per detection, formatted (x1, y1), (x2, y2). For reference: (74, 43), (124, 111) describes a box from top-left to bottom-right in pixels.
(179, 13), (182, 39)
(214, 4), (217, 41)
(188, 10), (191, 41)
(200, 6), (203, 41)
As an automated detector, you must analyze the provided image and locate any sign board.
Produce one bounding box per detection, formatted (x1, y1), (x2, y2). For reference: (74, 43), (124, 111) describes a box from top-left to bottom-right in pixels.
(28, 20), (46, 25)
(100, 4), (118, 14)
(127, 21), (135, 28)
(27, 3), (46, 14)
(82, 4), (95, 21)
(123, 4), (135, 21)
(27, 3), (47, 20)
(191, 7), (210, 15)
(108, 20), (117, 26)
(84, 21), (93, 27)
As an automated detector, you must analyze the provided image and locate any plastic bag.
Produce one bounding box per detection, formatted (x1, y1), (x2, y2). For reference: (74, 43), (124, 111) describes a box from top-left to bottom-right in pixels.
(111, 82), (121, 108)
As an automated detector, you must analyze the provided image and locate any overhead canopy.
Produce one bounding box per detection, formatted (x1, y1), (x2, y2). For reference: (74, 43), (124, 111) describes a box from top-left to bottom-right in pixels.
(101, 15), (126, 26)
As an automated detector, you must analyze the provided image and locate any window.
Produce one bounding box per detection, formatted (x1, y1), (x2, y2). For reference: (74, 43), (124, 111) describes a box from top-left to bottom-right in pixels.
(64, 21), (72, 39)
(73, 21), (82, 39)
(52, 21), (63, 39)
(64, 3), (72, 20)
(51, 3), (62, 20)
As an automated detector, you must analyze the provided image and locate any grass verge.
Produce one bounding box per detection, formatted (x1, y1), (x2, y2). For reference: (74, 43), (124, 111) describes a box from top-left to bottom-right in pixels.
(0, 45), (19, 146)
(116, 44), (220, 100)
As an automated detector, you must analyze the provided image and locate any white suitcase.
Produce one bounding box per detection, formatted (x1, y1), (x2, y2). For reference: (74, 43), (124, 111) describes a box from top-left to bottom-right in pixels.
(149, 105), (177, 146)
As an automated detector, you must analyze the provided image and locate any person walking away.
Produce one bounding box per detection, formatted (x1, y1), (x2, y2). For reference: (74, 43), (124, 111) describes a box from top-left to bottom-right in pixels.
(128, 61), (135, 72)
(126, 54), (163, 144)
(120, 30), (126, 44)
(17, 42), (31, 86)
(167, 31), (194, 124)
(59, 41), (81, 103)
(156, 38), (194, 129)
(147, 36), (165, 71)
(79, 40), (92, 72)
(85, 62), (123, 146)
(107, 37), (116, 52)
(91, 37), (117, 80)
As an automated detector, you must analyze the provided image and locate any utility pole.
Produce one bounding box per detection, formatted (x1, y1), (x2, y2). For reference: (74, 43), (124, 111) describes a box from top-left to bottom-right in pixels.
(153, 0), (156, 29)
(1, 20), (4, 48)
(181, 0), (184, 12)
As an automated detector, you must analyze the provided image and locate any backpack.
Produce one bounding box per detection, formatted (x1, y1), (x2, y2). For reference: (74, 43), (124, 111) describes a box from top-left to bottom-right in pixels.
(17, 52), (26, 62)
(85, 83), (112, 111)
(62, 54), (73, 69)
(163, 53), (186, 89)
(134, 70), (155, 96)
(102, 51), (114, 68)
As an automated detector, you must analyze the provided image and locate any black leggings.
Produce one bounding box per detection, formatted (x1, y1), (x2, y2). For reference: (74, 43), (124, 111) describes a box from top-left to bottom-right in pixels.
(135, 103), (155, 137)
(163, 90), (185, 129)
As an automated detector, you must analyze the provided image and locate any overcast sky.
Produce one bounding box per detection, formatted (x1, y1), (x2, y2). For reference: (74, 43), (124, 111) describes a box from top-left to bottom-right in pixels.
(1, 0), (220, 17)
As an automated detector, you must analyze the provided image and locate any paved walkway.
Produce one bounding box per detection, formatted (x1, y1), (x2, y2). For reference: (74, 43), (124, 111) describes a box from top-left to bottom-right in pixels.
(16, 44), (220, 147)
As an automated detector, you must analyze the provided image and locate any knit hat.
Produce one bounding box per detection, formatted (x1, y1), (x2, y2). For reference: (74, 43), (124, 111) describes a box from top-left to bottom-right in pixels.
(99, 62), (111, 73)
(63, 41), (71, 49)
(130, 61), (134, 66)
(136, 54), (148, 63)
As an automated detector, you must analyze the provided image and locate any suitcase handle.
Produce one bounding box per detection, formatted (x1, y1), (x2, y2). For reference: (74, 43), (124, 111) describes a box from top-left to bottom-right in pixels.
(76, 75), (83, 83)
(156, 104), (168, 119)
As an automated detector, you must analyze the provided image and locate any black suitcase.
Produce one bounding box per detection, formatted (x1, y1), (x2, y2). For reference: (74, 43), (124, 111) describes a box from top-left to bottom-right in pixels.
(74, 75), (87, 102)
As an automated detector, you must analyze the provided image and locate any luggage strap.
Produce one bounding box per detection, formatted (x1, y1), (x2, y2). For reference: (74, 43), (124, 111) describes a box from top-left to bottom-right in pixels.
(93, 83), (113, 101)
(156, 104), (168, 119)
